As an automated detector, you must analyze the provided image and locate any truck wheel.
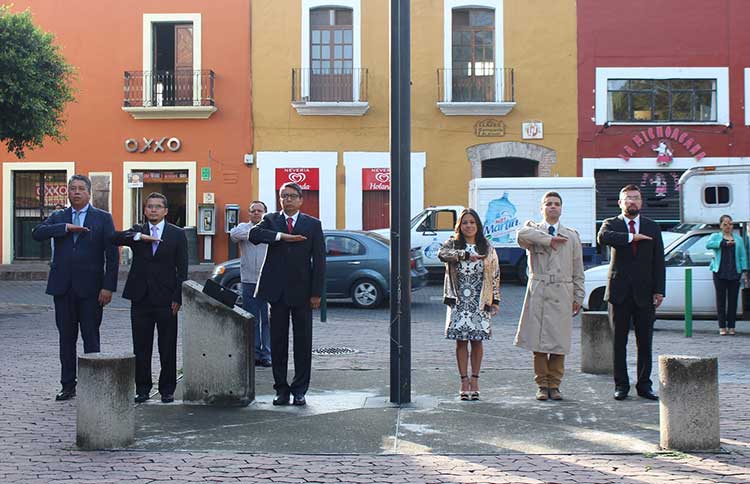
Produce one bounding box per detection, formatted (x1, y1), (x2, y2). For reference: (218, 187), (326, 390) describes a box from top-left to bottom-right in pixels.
(351, 279), (383, 309)
(586, 287), (607, 312)
(516, 257), (528, 285)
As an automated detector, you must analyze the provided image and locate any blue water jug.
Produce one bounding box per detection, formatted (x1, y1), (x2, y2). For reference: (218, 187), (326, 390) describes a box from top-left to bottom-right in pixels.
(483, 192), (518, 244)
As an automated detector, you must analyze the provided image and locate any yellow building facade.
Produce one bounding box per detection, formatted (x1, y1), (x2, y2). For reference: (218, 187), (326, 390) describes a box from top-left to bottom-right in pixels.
(251, 0), (577, 230)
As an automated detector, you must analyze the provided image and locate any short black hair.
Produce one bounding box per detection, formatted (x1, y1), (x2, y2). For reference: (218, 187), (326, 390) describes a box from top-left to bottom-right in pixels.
(68, 174), (91, 193)
(145, 192), (168, 209)
(279, 182), (303, 197)
(619, 184), (641, 196)
(250, 200), (267, 212)
(542, 191), (562, 205)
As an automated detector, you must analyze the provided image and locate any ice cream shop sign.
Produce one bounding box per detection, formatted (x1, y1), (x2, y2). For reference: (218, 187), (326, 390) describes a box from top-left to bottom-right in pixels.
(618, 126), (706, 162)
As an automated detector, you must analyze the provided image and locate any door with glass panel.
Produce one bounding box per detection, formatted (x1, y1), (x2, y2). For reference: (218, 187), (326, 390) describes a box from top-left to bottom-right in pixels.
(452, 8), (495, 102)
(310, 7), (353, 101)
(13, 171), (67, 260)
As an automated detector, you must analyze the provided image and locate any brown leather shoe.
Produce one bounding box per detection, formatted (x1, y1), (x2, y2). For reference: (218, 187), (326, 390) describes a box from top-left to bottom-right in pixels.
(549, 388), (563, 400)
(536, 387), (549, 401)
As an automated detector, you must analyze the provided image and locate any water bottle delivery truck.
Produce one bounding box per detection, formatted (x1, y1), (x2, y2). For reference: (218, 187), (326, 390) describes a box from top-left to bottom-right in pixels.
(374, 177), (597, 284)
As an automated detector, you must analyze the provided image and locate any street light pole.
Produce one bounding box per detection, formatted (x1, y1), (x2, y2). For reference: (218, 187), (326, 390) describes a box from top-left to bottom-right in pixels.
(389, 0), (411, 405)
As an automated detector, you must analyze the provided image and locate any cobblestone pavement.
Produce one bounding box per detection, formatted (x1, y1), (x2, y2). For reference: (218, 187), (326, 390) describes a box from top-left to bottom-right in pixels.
(1, 280), (749, 483)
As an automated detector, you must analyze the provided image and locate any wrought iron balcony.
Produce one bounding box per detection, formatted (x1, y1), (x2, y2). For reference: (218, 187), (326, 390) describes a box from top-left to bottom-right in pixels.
(291, 67), (369, 116)
(122, 70), (217, 119)
(437, 67), (516, 115)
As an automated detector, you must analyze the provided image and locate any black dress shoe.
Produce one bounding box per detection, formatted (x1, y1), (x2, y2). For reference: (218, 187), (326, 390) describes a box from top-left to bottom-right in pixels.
(55, 388), (76, 401)
(273, 393), (290, 406)
(134, 393), (150, 403)
(161, 394), (174, 403)
(613, 389), (628, 401)
(638, 391), (658, 401)
(260, 360), (272, 367)
(292, 395), (306, 406)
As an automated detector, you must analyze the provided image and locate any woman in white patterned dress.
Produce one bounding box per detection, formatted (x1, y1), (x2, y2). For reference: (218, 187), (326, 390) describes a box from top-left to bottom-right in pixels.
(438, 209), (501, 400)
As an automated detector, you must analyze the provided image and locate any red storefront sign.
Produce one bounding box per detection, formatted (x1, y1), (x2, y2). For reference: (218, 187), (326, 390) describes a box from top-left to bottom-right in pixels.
(362, 168), (391, 191)
(275, 168), (320, 190)
(618, 126), (707, 161)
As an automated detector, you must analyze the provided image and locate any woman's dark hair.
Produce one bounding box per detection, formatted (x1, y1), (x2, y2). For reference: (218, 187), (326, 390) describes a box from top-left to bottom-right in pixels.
(453, 208), (489, 255)
(719, 214), (732, 224)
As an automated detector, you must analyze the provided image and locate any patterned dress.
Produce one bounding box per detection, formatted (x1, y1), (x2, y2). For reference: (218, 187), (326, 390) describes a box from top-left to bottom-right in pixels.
(445, 244), (492, 340)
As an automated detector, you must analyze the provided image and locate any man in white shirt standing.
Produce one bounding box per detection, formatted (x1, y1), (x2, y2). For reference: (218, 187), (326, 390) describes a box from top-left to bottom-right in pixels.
(230, 201), (271, 367)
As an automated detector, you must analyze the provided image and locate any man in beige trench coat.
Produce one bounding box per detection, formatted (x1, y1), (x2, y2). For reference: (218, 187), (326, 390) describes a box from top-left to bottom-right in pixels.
(515, 191), (585, 401)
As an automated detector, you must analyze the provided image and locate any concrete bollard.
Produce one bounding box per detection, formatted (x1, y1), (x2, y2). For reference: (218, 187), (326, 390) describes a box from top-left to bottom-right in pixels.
(76, 353), (135, 450)
(659, 355), (720, 451)
(580, 311), (614, 375)
(181, 280), (255, 406)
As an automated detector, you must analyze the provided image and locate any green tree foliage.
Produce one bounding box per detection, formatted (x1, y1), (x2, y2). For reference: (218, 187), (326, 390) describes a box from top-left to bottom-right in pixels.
(0, 5), (75, 158)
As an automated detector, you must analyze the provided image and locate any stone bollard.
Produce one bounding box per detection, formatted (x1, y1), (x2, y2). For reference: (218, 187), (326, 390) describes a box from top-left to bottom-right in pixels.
(659, 355), (720, 451)
(76, 353), (135, 450)
(181, 280), (255, 406)
(580, 311), (613, 375)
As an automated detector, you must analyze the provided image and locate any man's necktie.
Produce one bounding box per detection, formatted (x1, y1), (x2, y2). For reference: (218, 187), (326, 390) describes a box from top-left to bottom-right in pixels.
(72, 210), (80, 242)
(629, 220), (637, 256)
(151, 226), (159, 255)
(548, 225), (555, 236)
(287, 217), (294, 234)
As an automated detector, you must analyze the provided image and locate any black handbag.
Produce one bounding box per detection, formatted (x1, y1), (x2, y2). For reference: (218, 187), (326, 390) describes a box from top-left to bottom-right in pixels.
(202, 279), (239, 308)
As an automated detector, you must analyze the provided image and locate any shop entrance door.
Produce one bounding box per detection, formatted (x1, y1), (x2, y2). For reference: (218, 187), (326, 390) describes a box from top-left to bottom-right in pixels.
(13, 171), (68, 260)
(131, 171), (189, 227)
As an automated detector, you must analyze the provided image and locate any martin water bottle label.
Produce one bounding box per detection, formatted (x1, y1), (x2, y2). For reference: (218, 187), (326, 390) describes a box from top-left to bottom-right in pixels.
(423, 236), (442, 260)
(483, 193), (519, 244)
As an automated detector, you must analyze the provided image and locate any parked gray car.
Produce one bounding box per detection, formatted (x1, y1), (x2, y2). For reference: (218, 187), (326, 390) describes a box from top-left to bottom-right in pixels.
(210, 229), (429, 309)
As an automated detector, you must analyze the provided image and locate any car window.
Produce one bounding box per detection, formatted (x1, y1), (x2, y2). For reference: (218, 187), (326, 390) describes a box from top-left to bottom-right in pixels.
(665, 230), (740, 267)
(418, 210), (456, 232)
(325, 236), (364, 257)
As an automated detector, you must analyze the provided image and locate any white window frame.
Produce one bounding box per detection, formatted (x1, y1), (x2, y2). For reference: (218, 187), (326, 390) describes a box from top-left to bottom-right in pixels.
(343, 152), (426, 230)
(256, 152), (338, 229)
(2, 162), (76, 264)
(123, 14), (215, 119)
(122, 161), (197, 230)
(595, 67), (729, 126)
(299, 0), (363, 105)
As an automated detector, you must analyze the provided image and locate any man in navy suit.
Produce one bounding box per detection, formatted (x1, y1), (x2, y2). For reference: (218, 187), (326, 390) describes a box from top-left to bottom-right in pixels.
(598, 184), (665, 402)
(32, 174), (119, 401)
(248, 182), (325, 406)
(111, 192), (188, 404)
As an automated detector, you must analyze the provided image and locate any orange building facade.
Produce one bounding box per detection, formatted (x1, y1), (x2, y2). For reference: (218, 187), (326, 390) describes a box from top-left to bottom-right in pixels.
(1, 0), (253, 264)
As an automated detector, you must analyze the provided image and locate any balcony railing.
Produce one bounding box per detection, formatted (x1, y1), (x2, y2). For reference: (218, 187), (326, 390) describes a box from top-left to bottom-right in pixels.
(437, 67), (514, 103)
(123, 70), (215, 108)
(292, 67), (368, 103)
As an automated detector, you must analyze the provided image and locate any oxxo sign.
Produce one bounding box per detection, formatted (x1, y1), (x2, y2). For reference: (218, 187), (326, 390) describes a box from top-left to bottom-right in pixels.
(362, 168), (391, 191)
(275, 168), (320, 190)
(125, 137), (182, 153)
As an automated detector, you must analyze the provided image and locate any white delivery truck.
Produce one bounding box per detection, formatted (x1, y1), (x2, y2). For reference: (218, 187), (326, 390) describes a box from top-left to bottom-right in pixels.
(679, 165), (750, 224)
(374, 177), (597, 283)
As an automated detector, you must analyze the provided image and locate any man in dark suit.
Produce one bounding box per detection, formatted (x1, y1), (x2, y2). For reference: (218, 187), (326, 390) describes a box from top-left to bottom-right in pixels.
(111, 192), (188, 403)
(598, 184), (665, 401)
(32, 174), (119, 401)
(248, 182), (325, 406)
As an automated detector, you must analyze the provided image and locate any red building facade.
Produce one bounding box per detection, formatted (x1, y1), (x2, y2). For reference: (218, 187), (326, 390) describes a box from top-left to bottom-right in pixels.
(577, 0), (750, 227)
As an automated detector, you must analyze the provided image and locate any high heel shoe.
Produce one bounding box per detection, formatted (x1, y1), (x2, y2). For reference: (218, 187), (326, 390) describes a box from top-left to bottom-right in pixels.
(470, 374), (480, 400)
(459, 375), (470, 400)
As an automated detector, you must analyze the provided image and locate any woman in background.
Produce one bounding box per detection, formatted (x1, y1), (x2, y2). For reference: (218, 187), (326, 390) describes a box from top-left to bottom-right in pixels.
(706, 214), (748, 335)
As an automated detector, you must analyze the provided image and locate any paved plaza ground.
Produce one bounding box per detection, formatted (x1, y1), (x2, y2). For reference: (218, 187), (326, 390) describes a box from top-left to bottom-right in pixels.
(1, 279), (749, 483)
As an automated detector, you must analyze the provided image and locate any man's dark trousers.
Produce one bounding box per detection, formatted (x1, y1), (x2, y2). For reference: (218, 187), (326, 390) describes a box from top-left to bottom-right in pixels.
(270, 300), (312, 398)
(611, 289), (654, 394)
(54, 292), (103, 388)
(131, 299), (177, 396)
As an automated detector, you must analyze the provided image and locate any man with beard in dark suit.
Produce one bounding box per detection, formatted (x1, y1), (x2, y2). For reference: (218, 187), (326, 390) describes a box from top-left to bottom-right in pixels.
(111, 192), (188, 404)
(598, 184), (665, 402)
(248, 182), (325, 407)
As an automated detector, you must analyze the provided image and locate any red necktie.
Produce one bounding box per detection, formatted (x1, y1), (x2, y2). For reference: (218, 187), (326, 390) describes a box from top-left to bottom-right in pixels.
(287, 217), (294, 234)
(628, 220), (637, 256)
